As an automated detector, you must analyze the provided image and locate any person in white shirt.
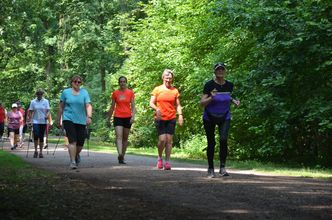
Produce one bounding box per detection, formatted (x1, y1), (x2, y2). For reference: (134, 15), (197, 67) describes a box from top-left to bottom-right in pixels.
(28, 89), (50, 158)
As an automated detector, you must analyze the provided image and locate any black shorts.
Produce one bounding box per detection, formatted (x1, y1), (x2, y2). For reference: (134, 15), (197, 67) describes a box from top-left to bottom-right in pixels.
(33, 124), (47, 142)
(0, 123), (4, 136)
(155, 119), (176, 136)
(63, 120), (86, 146)
(113, 117), (132, 129)
(8, 127), (19, 135)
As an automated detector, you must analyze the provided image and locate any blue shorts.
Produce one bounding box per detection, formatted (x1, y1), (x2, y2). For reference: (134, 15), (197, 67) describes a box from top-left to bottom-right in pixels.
(33, 124), (46, 142)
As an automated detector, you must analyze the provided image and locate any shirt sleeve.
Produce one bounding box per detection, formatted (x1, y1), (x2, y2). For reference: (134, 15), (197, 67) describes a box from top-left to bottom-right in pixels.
(29, 101), (34, 111)
(84, 89), (91, 104)
(60, 91), (66, 102)
(203, 82), (211, 95)
(46, 100), (50, 110)
(151, 87), (158, 97)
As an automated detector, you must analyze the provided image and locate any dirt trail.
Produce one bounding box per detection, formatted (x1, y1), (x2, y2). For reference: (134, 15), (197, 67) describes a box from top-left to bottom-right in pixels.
(5, 141), (332, 220)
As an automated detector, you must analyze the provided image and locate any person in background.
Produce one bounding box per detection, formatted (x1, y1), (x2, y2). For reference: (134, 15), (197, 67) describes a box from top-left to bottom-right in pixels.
(108, 76), (136, 164)
(23, 103), (32, 142)
(7, 103), (23, 150)
(28, 89), (50, 158)
(0, 102), (7, 140)
(200, 62), (240, 178)
(56, 75), (92, 169)
(150, 69), (184, 170)
(16, 100), (25, 148)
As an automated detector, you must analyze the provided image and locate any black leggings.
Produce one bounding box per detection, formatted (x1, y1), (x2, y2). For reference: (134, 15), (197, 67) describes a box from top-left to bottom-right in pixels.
(203, 119), (230, 169)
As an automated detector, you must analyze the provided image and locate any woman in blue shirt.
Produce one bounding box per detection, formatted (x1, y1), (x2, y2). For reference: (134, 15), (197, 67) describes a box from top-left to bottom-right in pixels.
(200, 63), (240, 178)
(56, 75), (92, 169)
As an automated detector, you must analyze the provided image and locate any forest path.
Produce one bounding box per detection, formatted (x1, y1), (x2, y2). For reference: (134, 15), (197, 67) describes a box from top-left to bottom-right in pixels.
(5, 141), (332, 220)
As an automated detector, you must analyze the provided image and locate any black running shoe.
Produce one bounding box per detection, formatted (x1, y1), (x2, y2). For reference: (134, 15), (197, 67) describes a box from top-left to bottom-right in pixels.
(219, 167), (230, 177)
(118, 155), (126, 164)
(75, 154), (81, 164)
(207, 168), (216, 178)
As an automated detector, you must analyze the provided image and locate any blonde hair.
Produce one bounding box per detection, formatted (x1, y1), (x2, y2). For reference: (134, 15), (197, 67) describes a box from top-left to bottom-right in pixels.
(161, 69), (174, 79)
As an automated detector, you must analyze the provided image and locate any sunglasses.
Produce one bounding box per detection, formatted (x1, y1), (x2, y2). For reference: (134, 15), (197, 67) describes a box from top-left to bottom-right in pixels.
(73, 80), (82, 84)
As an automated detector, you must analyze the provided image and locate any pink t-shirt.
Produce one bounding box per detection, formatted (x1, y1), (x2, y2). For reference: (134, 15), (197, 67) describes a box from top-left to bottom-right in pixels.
(7, 111), (21, 129)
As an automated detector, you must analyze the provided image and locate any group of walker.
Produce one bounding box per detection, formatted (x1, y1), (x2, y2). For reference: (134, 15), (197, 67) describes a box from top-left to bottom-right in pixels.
(2, 62), (240, 177)
(1, 90), (52, 157)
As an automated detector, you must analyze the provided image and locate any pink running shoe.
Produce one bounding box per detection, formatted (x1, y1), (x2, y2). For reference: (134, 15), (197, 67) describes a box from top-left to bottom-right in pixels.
(164, 162), (171, 170)
(157, 159), (163, 169)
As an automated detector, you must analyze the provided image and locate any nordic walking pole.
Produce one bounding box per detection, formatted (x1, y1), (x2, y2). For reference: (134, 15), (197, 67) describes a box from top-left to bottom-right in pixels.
(26, 126), (32, 158)
(44, 116), (51, 155)
(52, 128), (63, 156)
(45, 124), (49, 155)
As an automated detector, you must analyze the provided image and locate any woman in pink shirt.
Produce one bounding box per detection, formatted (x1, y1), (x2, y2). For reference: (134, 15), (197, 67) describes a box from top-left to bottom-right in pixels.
(7, 103), (23, 150)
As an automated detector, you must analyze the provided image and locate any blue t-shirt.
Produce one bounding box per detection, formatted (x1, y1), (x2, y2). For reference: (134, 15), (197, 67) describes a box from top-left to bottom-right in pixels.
(60, 88), (91, 125)
(203, 80), (234, 121)
(29, 98), (50, 124)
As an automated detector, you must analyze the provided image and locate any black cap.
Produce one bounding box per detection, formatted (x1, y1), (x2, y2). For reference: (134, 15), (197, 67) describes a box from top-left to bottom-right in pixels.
(36, 89), (44, 95)
(214, 62), (226, 70)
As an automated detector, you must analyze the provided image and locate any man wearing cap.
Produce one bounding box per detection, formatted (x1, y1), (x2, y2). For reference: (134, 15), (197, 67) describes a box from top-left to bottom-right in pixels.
(7, 103), (23, 150)
(200, 62), (240, 178)
(28, 89), (50, 158)
(0, 102), (7, 140)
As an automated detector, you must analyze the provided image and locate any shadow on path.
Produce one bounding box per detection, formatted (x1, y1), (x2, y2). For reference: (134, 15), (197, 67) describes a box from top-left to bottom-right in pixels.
(3, 140), (332, 220)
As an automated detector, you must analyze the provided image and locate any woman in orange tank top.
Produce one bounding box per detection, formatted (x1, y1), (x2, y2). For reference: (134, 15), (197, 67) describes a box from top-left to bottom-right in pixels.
(150, 69), (184, 170)
(108, 76), (136, 164)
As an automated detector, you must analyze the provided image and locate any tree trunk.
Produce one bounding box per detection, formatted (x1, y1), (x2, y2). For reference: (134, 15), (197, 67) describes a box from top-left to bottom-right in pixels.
(100, 65), (106, 92)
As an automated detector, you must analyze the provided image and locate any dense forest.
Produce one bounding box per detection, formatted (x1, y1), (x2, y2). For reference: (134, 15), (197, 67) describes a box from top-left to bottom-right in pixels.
(1, 0), (331, 166)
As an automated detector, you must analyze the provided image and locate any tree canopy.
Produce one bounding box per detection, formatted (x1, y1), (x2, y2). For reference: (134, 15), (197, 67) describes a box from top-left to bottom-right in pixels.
(1, 0), (331, 166)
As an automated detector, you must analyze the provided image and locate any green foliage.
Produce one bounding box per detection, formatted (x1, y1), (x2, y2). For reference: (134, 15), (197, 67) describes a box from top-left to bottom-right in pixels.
(180, 134), (207, 159)
(0, 0), (331, 166)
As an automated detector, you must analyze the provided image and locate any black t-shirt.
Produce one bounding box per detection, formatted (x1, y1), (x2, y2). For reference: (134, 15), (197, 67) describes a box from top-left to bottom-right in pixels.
(203, 80), (234, 96)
